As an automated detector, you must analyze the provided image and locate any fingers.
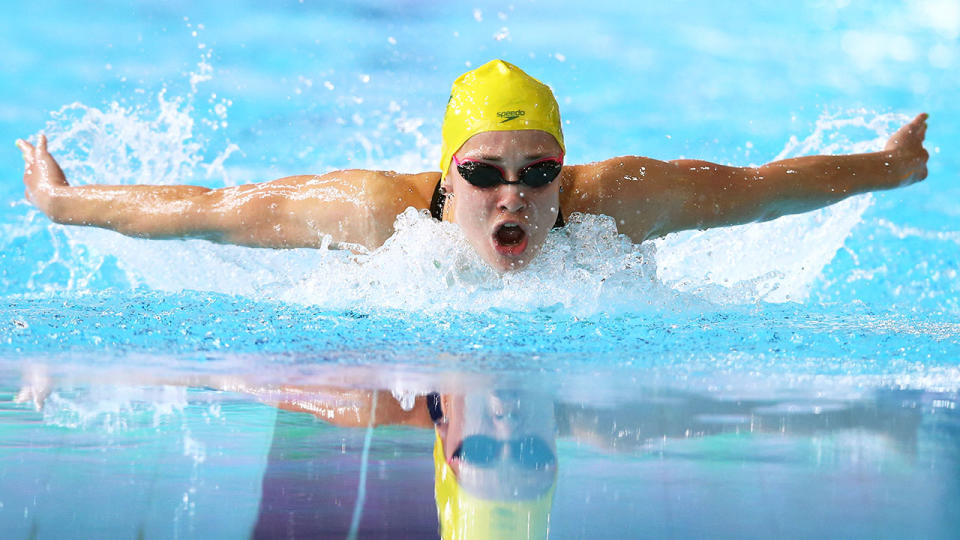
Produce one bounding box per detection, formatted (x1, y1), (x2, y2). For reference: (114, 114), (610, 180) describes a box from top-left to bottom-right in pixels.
(15, 139), (35, 165)
(897, 114), (928, 140)
(15, 138), (34, 153)
(914, 114), (928, 142)
(885, 113), (929, 153)
(912, 113), (928, 137)
(36, 134), (47, 164)
(15, 135), (51, 165)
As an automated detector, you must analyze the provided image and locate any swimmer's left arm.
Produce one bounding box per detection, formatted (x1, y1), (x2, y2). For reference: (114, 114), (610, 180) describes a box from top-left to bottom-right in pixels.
(663, 113), (928, 237)
(573, 113), (929, 240)
(15, 367), (434, 428)
(270, 388), (434, 428)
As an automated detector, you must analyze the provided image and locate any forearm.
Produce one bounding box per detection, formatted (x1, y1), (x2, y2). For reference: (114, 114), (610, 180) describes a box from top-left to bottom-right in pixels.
(671, 149), (922, 232)
(751, 149), (919, 218)
(655, 114), (930, 236)
(46, 184), (214, 238)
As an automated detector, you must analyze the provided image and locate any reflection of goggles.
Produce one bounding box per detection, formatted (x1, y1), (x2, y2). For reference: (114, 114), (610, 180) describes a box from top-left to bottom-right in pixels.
(453, 154), (564, 189)
(452, 434), (556, 470)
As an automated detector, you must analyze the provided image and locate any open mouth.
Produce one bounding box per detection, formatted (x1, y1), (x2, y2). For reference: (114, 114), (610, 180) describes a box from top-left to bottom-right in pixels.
(493, 223), (528, 255)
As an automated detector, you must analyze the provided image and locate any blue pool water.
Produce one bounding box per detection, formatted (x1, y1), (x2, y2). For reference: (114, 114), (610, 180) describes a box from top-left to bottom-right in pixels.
(1, 1), (959, 538)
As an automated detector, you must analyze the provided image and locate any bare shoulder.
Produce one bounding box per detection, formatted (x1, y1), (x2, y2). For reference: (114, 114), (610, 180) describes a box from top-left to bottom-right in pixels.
(273, 169), (433, 199)
(559, 156), (685, 241)
(363, 170), (440, 216)
(268, 169), (437, 211)
(211, 169), (439, 250)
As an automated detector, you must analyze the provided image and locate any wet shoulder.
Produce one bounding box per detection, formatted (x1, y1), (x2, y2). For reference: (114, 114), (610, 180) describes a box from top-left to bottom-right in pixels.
(362, 170), (439, 215)
(277, 169), (438, 211)
(560, 156), (677, 215)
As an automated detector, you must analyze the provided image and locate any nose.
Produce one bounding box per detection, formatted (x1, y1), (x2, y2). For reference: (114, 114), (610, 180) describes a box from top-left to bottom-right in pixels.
(497, 184), (527, 213)
(489, 393), (522, 430)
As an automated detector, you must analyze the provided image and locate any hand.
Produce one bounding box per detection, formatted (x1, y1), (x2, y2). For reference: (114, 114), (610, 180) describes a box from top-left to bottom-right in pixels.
(884, 113), (929, 186)
(14, 365), (52, 411)
(15, 134), (69, 215)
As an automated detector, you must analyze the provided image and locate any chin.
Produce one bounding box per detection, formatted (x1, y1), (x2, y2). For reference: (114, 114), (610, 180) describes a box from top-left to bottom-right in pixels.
(484, 248), (539, 272)
(499, 258), (530, 271)
(480, 256), (515, 272)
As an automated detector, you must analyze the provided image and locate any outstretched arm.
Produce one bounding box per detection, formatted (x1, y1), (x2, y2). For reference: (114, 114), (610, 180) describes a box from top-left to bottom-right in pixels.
(565, 114), (929, 241)
(15, 364), (433, 428)
(16, 135), (432, 249)
(269, 387), (434, 428)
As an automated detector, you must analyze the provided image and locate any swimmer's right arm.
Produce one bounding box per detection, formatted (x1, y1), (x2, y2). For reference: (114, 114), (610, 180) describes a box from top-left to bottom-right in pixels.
(16, 136), (423, 250)
(15, 364), (433, 428)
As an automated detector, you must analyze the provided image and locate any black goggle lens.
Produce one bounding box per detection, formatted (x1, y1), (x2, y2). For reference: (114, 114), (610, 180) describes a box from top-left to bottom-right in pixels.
(456, 159), (562, 189)
(452, 434), (556, 470)
(456, 161), (504, 188)
(520, 160), (563, 188)
(514, 435), (555, 469)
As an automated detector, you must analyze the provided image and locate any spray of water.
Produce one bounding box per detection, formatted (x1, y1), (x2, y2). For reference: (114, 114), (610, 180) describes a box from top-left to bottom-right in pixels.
(8, 61), (909, 313)
(654, 111), (916, 304)
(283, 209), (664, 315)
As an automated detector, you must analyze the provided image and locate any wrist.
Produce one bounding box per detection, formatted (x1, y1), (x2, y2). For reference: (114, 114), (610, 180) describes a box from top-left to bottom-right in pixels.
(44, 186), (73, 223)
(887, 148), (926, 186)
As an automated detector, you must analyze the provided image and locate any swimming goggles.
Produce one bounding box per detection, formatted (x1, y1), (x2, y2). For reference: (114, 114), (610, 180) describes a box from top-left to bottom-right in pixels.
(453, 154), (564, 188)
(452, 434), (556, 470)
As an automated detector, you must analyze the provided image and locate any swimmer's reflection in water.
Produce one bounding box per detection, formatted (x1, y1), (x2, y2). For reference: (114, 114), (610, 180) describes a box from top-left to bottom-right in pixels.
(263, 385), (559, 539)
(429, 391), (558, 539)
(258, 382), (930, 539)
(14, 371), (944, 539)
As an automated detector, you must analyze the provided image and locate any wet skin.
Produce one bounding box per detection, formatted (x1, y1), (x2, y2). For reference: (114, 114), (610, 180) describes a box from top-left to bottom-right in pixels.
(437, 391), (558, 499)
(16, 114), (929, 272)
(442, 130), (563, 272)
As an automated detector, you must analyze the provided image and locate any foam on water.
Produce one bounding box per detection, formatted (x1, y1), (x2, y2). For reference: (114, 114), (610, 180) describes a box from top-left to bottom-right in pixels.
(286, 209), (665, 314)
(7, 76), (909, 314)
(655, 195), (873, 303)
(654, 112), (917, 303)
(2, 7), (956, 538)
(41, 51), (237, 188)
(41, 384), (189, 432)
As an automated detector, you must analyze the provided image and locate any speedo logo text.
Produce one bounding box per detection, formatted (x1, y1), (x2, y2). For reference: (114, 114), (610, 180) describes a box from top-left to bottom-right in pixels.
(497, 110), (525, 123)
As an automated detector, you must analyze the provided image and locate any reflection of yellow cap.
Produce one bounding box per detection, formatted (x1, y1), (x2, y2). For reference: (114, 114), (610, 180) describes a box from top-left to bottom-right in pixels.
(439, 59), (565, 178)
(433, 430), (555, 540)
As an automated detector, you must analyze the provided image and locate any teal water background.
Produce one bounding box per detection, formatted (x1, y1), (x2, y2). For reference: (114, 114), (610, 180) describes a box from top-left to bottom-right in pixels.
(1, 0), (958, 375)
(1, 1), (959, 538)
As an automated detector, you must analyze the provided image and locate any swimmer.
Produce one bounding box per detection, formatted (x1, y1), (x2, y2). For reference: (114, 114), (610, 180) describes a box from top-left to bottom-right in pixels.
(15, 364), (927, 539)
(16, 60), (929, 272)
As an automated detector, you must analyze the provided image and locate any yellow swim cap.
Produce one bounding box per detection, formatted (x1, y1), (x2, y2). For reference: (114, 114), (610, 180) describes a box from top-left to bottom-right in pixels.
(433, 430), (555, 540)
(439, 60), (565, 179)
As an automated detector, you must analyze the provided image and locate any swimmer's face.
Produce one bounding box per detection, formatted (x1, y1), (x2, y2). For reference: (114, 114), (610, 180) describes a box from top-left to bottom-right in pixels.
(445, 130), (563, 272)
(439, 390), (557, 499)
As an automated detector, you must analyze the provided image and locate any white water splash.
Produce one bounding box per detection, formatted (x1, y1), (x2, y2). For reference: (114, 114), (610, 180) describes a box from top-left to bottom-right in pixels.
(42, 385), (189, 431)
(655, 194), (873, 303)
(282, 209), (664, 315)
(42, 93), (236, 188)
(653, 111), (909, 303)
(773, 111), (909, 160)
(18, 84), (903, 312)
